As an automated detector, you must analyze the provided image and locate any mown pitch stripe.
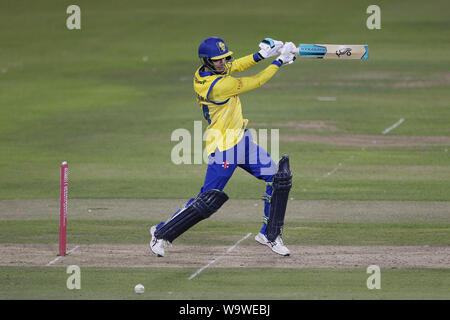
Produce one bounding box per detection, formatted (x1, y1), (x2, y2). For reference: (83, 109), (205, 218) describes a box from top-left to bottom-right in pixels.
(188, 233), (252, 280)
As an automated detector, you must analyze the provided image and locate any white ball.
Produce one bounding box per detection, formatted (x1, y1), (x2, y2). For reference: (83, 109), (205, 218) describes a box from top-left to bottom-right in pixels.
(134, 284), (145, 294)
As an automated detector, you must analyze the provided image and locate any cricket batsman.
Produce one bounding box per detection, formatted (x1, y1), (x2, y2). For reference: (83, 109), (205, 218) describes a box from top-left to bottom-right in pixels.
(150, 37), (296, 257)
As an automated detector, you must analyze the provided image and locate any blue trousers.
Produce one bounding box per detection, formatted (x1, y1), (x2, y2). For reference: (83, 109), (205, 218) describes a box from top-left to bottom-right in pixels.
(161, 130), (277, 234)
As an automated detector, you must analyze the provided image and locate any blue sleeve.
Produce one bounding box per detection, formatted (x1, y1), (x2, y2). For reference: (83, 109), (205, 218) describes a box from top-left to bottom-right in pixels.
(253, 52), (263, 62)
(271, 60), (282, 67)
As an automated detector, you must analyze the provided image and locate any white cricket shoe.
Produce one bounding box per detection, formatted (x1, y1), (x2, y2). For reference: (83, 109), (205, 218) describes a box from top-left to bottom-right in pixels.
(255, 232), (290, 256)
(149, 225), (170, 257)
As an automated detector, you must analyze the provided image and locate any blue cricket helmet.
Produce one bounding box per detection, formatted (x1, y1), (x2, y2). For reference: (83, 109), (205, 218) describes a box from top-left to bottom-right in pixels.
(198, 37), (233, 60)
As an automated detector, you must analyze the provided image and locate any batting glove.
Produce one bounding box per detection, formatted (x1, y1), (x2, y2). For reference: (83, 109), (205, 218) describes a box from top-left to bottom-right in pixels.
(277, 42), (298, 65)
(257, 38), (284, 59)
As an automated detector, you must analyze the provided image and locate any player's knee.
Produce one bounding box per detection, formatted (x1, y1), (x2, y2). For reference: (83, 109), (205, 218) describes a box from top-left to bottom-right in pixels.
(272, 155), (292, 189)
(194, 189), (229, 218)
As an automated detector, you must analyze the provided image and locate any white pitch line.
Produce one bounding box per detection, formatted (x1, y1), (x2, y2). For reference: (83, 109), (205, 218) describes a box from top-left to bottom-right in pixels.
(324, 162), (342, 177)
(188, 233), (252, 280)
(46, 245), (80, 266)
(382, 118), (404, 135)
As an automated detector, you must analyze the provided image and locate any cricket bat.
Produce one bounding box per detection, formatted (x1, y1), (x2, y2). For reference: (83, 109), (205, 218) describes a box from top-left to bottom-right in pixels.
(298, 44), (369, 59)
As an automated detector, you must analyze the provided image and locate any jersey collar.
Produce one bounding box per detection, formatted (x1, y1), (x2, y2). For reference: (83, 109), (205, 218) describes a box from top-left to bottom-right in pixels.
(198, 67), (227, 77)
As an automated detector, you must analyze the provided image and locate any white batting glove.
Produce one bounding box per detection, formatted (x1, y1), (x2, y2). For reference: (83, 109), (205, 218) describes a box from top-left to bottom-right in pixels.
(277, 42), (298, 65)
(258, 38), (284, 59)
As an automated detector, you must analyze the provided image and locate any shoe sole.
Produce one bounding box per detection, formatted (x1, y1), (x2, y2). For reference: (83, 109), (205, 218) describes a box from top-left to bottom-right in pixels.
(264, 244), (290, 256)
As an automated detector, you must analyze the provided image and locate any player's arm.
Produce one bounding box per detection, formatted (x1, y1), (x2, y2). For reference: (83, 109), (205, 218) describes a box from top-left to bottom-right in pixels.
(229, 38), (284, 74)
(209, 42), (298, 101)
(229, 54), (260, 74)
(212, 61), (282, 99)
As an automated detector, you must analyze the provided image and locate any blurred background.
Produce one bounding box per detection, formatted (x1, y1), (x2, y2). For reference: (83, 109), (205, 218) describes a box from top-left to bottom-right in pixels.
(1, 0), (449, 201)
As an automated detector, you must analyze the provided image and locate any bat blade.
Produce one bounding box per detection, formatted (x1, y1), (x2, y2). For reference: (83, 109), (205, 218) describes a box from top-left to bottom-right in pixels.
(298, 44), (369, 59)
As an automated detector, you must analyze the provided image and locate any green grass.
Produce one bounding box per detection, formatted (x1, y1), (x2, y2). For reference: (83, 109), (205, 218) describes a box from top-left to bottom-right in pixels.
(0, 267), (448, 300)
(1, 220), (448, 246)
(1, 145), (449, 200)
(0, 0), (449, 201)
(0, 0), (448, 301)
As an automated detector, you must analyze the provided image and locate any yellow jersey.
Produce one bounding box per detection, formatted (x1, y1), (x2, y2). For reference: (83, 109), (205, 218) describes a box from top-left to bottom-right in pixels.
(194, 54), (281, 155)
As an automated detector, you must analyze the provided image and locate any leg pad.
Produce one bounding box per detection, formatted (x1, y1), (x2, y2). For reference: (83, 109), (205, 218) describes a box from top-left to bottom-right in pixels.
(266, 155), (292, 242)
(154, 189), (228, 242)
